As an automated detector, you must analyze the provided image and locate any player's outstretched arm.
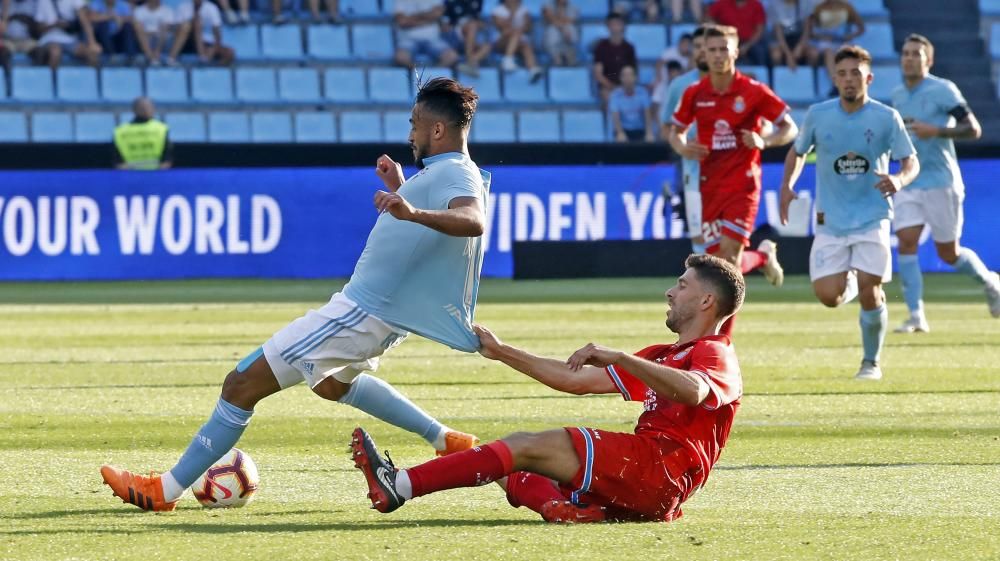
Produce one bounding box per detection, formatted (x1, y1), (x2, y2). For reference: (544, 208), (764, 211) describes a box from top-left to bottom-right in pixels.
(473, 325), (618, 395)
(763, 113), (798, 149)
(374, 193), (485, 237)
(567, 343), (709, 406)
(779, 147), (808, 225)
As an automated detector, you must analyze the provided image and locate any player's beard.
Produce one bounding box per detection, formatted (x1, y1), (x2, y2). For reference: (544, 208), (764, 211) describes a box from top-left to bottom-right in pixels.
(696, 60), (709, 72)
(665, 306), (687, 334)
(412, 143), (426, 169)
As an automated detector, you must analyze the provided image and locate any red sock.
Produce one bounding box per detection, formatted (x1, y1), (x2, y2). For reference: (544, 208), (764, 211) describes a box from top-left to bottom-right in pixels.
(740, 250), (768, 274)
(505, 471), (565, 514)
(406, 441), (514, 498)
(720, 314), (736, 338)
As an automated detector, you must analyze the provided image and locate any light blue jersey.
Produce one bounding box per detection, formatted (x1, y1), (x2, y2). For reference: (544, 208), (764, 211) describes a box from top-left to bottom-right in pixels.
(661, 69), (702, 192)
(609, 86), (651, 132)
(343, 152), (491, 352)
(794, 98), (915, 236)
(890, 74), (967, 192)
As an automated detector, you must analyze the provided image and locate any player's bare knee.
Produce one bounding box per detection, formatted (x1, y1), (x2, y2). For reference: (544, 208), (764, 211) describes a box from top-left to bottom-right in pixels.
(221, 369), (256, 408)
(311, 377), (349, 402)
(501, 432), (540, 460)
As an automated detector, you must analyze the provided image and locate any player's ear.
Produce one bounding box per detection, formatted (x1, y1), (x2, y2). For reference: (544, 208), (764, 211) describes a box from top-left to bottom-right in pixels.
(700, 292), (715, 312)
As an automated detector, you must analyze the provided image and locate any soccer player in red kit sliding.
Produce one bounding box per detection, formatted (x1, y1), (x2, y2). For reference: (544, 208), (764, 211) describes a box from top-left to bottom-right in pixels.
(349, 254), (745, 523)
(666, 24), (797, 337)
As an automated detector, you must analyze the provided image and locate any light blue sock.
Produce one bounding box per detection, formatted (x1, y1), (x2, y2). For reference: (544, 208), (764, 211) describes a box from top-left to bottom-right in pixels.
(953, 248), (992, 285)
(168, 398), (253, 488)
(859, 304), (888, 363)
(339, 374), (444, 445)
(897, 254), (924, 315)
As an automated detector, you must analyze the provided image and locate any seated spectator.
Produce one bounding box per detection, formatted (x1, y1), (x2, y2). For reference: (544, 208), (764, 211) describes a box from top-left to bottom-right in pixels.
(612, 0), (659, 22)
(113, 97), (173, 170)
(705, 0), (768, 66)
(443, 0), (490, 77)
(609, 65), (654, 142)
(492, 0), (541, 81)
(769, 0), (818, 71)
(670, 0), (701, 22)
(167, 0), (234, 66)
(393, 0), (458, 68)
(89, 0), (138, 62)
(1, 0), (40, 73)
(131, 0), (172, 66)
(660, 31), (691, 68)
(805, 0), (864, 92)
(542, 0), (578, 67)
(592, 13), (637, 102)
(216, 0), (249, 24)
(33, 0), (101, 69)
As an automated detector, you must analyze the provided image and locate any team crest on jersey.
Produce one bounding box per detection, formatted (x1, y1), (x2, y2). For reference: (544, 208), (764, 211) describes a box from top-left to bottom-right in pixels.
(732, 96), (746, 113)
(834, 152), (871, 180)
(672, 348), (691, 361)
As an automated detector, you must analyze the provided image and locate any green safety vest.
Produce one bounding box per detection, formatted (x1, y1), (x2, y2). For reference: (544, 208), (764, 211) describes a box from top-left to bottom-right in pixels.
(114, 120), (169, 170)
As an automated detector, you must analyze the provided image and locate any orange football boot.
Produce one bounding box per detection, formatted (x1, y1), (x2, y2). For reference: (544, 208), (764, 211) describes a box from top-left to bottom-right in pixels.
(435, 430), (480, 457)
(100, 465), (178, 512)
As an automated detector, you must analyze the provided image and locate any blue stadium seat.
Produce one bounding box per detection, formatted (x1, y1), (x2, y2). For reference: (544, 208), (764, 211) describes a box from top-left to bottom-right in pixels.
(209, 112), (251, 142)
(638, 63), (655, 86)
(191, 68), (234, 102)
(341, 0), (380, 17)
(576, 0), (609, 18)
(165, 112), (207, 142)
(251, 112), (293, 142)
(503, 69), (547, 103)
(369, 67), (411, 103)
(57, 67), (99, 102)
(12, 67), (54, 101)
(307, 25), (351, 59)
(626, 24), (667, 60)
(851, 0), (888, 17)
(548, 67), (594, 102)
(517, 110), (560, 142)
(0, 112), (29, 142)
(817, 68), (833, 97)
(295, 112), (337, 142)
(381, 0), (395, 12)
(223, 24), (261, 60)
(670, 23), (697, 45)
(260, 24), (304, 59)
(772, 67), (816, 103)
(383, 110), (411, 142)
(869, 65), (903, 101)
(561, 109), (605, 142)
(738, 65), (769, 85)
(146, 68), (189, 102)
(471, 110), (515, 142)
(340, 111), (382, 142)
(323, 67), (367, 102)
(31, 112), (74, 142)
(351, 24), (394, 60)
(415, 66), (453, 86)
(984, 0), (1000, 15)
(580, 23), (608, 52)
(521, 0), (544, 16)
(75, 112), (117, 143)
(855, 23), (895, 59)
(278, 68), (322, 102)
(101, 68), (143, 102)
(457, 67), (501, 103)
(235, 68), (278, 102)
(991, 23), (1000, 58)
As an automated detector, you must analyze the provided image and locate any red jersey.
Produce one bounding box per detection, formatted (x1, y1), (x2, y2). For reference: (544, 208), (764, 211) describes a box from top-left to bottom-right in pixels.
(673, 71), (788, 196)
(707, 0), (766, 42)
(604, 334), (742, 488)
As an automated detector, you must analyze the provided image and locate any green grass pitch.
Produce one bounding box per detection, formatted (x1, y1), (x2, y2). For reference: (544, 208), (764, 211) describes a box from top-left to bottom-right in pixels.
(1, 274), (998, 561)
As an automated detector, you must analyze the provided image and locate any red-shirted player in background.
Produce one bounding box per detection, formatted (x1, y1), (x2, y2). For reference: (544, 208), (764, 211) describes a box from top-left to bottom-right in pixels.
(349, 254), (745, 523)
(667, 25), (797, 336)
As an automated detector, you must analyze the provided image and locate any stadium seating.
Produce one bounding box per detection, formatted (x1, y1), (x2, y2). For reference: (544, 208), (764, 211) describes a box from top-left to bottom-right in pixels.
(351, 24), (394, 60)
(580, 23), (608, 52)
(457, 67), (501, 103)
(295, 112), (337, 142)
(191, 68), (234, 102)
(561, 109), (605, 142)
(307, 25), (351, 59)
(368, 67), (411, 103)
(57, 67), (99, 102)
(503, 69), (547, 103)
(340, 111), (382, 142)
(670, 23), (698, 45)
(991, 23), (1000, 58)
(576, 0), (609, 18)
(517, 110), (560, 142)
(869, 65), (903, 101)
(146, 68), (190, 102)
(415, 66), (453, 84)
(75, 112), (117, 143)
(101, 68), (143, 102)
(209, 112), (251, 142)
(12, 67), (54, 101)
(32, 112), (74, 142)
(261, 24), (304, 59)
(983, 0), (1000, 15)
(278, 68), (323, 102)
(165, 112), (207, 141)
(223, 25), (262, 60)
(383, 110), (411, 141)
(856, 23), (896, 59)
(738, 65), (769, 84)
(852, 0), (889, 17)
(626, 24), (668, 61)
(471, 110), (516, 142)
(341, 0), (380, 17)
(548, 67), (595, 103)
(251, 111), (294, 142)
(772, 67), (817, 104)
(0, 112), (29, 142)
(324, 67), (367, 102)
(236, 67), (279, 102)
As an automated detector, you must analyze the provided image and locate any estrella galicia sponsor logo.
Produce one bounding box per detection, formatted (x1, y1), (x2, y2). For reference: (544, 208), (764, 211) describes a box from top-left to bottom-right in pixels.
(834, 152), (870, 180)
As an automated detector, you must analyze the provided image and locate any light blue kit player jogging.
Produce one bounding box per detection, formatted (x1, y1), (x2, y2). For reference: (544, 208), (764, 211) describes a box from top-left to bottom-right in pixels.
(662, 68), (704, 245)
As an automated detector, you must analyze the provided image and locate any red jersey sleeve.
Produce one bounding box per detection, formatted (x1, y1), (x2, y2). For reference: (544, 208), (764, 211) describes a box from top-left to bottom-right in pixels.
(604, 345), (663, 402)
(688, 340), (742, 410)
(753, 81), (789, 124)
(672, 84), (698, 128)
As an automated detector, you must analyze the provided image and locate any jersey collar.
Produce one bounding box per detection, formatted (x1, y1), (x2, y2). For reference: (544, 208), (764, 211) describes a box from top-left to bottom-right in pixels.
(422, 151), (466, 167)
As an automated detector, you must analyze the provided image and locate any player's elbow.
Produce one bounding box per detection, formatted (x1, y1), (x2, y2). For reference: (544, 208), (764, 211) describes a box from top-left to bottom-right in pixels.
(466, 219), (485, 237)
(678, 380), (711, 406)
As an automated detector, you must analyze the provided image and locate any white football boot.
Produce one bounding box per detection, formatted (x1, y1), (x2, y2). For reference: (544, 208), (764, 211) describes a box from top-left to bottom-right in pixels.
(854, 360), (883, 381)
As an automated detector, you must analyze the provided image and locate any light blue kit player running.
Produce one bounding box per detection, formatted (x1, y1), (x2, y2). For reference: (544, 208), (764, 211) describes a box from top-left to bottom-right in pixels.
(890, 34), (1000, 333)
(660, 25), (708, 254)
(100, 78), (492, 512)
(780, 46), (919, 382)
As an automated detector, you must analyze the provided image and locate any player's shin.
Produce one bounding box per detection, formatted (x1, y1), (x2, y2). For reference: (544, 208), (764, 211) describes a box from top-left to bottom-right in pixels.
(953, 248), (993, 285)
(859, 304), (888, 364)
(165, 398), (253, 501)
(338, 374), (448, 448)
(897, 254), (924, 317)
(404, 441), (514, 498)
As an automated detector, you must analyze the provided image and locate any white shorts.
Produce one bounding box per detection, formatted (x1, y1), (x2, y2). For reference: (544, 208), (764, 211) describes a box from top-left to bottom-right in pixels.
(893, 187), (963, 243)
(262, 292), (408, 390)
(810, 220), (892, 282)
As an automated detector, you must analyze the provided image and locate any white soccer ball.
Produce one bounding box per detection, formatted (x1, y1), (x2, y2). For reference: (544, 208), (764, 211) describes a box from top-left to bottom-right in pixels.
(190, 448), (260, 508)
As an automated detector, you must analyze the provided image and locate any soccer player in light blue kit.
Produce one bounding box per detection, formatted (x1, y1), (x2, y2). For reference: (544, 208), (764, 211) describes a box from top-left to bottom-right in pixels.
(780, 46), (920, 381)
(100, 78), (492, 511)
(660, 25), (707, 254)
(890, 34), (1000, 332)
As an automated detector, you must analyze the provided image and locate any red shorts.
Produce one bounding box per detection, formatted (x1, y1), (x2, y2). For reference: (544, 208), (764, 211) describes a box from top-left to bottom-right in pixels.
(700, 182), (760, 251)
(558, 427), (695, 522)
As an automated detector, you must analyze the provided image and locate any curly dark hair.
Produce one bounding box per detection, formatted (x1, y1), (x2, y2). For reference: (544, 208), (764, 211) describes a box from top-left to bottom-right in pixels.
(685, 254), (746, 319)
(414, 77), (479, 130)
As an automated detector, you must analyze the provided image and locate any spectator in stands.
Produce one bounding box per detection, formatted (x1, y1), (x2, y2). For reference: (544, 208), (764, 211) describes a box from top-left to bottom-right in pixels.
(542, 0), (578, 67)
(131, 0), (173, 66)
(651, 58), (684, 119)
(216, 0), (249, 25)
(1, 0), (40, 74)
(168, 0), (234, 66)
(805, 0), (864, 92)
(769, 0), (818, 71)
(113, 97), (173, 170)
(650, 33), (690, 115)
(443, 0), (490, 77)
(592, 13), (637, 103)
(90, 0), (138, 62)
(670, 0), (701, 23)
(609, 65), (655, 142)
(705, 0), (768, 66)
(492, 0), (542, 81)
(33, 0), (102, 69)
(393, 0), (459, 69)
(612, 0), (659, 22)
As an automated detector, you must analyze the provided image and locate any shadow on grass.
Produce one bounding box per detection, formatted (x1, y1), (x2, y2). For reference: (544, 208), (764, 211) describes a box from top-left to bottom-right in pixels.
(716, 461), (1000, 471)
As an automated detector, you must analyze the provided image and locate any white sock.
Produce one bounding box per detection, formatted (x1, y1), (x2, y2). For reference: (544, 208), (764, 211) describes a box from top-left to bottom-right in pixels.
(160, 471), (185, 502)
(431, 426), (452, 451)
(395, 470), (413, 500)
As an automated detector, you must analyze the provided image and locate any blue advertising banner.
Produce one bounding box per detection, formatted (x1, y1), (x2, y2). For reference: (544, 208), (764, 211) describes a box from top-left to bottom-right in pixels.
(0, 161), (995, 280)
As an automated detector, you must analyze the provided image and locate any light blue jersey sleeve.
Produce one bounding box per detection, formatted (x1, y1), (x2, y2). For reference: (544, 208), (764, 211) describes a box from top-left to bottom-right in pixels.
(659, 70), (699, 126)
(433, 164), (483, 209)
(889, 110), (915, 160)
